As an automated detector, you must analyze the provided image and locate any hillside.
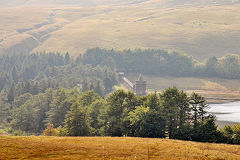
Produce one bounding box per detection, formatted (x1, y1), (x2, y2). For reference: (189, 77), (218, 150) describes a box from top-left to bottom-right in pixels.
(0, 0), (145, 7)
(1, 0), (240, 7)
(1, 136), (240, 160)
(1, 1), (240, 59)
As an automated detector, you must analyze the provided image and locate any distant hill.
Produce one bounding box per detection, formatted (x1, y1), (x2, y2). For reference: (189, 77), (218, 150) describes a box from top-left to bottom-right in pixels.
(1, 0), (240, 60)
(0, 0), (141, 7)
(1, 0), (240, 7)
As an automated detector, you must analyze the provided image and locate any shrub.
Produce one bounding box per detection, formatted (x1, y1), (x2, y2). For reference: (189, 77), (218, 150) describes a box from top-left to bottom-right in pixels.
(43, 124), (57, 136)
(56, 126), (67, 136)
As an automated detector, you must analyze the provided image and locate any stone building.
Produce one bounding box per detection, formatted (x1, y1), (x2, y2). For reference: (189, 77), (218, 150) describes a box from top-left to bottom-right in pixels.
(133, 74), (147, 96)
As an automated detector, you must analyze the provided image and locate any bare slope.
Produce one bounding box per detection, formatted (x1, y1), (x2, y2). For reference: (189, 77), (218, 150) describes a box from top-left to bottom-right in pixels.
(1, 1), (240, 59)
(1, 136), (240, 160)
(32, 4), (240, 59)
(0, 0), (146, 7)
(1, 0), (239, 7)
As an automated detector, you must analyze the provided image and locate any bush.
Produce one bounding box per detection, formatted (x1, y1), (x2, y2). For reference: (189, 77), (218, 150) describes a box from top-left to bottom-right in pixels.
(12, 130), (30, 136)
(43, 124), (57, 136)
(0, 129), (7, 135)
(56, 126), (67, 136)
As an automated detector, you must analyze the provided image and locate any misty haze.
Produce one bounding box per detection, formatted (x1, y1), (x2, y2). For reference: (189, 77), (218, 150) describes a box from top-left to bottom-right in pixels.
(1, 0), (240, 159)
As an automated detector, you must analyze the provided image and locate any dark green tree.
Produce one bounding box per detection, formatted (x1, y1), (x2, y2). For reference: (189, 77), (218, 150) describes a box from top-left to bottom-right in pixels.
(11, 66), (18, 83)
(88, 99), (105, 135)
(46, 88), (79, 127)
(196, 118), (223, 143)
(160, 87), (190, 139)
(128, 105), (165, 138)
(101, 90), (128, 136)
(10, 102), (39, 134)
(7, 82), (15, 104)
(64, 102), (89, 136)
(189, 93), (207, 127)
(94, 81), (104, 97)
(64, 52), (70, 64)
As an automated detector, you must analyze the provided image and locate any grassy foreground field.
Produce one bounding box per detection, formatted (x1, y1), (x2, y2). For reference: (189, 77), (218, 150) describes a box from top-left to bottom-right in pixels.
(0, 136), (240, 160)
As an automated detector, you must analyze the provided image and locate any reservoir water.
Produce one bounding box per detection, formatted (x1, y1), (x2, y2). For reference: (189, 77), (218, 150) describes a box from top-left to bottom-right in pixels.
(209, 101), (240, 123)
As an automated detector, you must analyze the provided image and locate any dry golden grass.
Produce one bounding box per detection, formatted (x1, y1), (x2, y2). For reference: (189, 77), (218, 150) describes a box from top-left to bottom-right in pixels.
(0, 136), (240, 160)
(1, 3), (240, 59)
(0, 7), (51, 54)
(33, 4), (240, 59)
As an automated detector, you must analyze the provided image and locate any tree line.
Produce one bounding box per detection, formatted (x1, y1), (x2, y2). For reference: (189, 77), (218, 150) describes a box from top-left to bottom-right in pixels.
(2, 86), (240, 144)
(0, 50), (240, 144)
(82, 48), (240, 79)
(0, 52), (117, 99)
(0, 52), (118, 130)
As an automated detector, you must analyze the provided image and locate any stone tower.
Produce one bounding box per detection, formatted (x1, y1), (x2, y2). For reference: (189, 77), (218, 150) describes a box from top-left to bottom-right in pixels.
(134, 74), (146, 96)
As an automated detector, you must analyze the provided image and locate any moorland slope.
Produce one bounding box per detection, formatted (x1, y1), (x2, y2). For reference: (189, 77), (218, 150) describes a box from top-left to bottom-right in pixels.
(1, 0), (240, 59)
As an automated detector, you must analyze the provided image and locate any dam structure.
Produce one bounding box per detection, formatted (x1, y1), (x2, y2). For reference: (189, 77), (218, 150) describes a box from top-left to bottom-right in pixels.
(118, 72), (147, 96)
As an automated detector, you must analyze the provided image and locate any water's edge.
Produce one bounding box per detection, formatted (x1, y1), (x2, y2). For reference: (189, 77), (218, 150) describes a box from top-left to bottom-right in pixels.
(209, 101), (240, 123)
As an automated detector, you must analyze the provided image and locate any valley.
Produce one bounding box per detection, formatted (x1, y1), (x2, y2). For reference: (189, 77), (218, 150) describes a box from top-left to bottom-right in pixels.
(1, 1), (240, 157)
(126, 74), (240, 104)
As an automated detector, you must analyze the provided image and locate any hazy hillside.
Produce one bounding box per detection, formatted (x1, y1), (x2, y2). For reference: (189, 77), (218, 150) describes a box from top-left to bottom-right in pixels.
(1, 0), (240, 59)
(1, 0), (240, 7)
(148, 0), (240, 7)
(0, 0), (145, 7)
